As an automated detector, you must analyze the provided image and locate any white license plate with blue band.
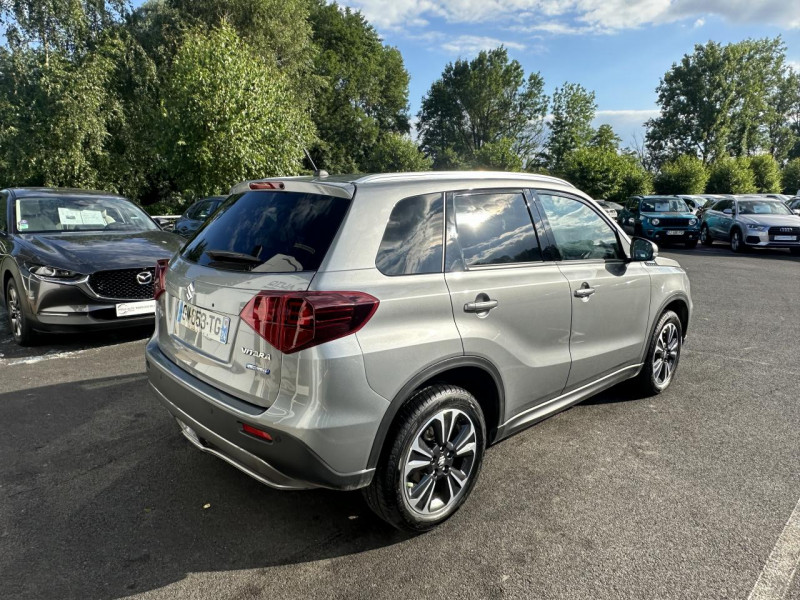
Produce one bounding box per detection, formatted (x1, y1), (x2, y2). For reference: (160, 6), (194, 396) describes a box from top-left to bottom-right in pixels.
(667, 230), (684, 235)
(774, 235), (796, 241)
(176, 300), (230, 344)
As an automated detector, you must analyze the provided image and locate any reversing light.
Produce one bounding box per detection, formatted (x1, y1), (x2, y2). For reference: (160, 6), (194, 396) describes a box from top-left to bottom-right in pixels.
(249, 181), (286, 190)
(241, 423), (273, 442)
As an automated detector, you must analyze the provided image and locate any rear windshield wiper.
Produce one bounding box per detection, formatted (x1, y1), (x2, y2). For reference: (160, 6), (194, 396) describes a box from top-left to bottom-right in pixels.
(204, 250), (261, 264)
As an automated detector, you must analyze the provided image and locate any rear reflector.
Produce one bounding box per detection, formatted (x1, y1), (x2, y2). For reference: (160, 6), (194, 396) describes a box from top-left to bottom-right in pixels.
(249, 181), (285, 190)
(153, 259), (169, 300)
(240, 291), (379, 354)
(241, 423), (273, 442)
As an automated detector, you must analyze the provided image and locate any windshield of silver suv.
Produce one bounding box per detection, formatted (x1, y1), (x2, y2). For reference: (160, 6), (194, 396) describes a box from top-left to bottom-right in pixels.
(736, 199), (792, 215)
(181, 190), (350, 272)
(641, 198), (690, 212)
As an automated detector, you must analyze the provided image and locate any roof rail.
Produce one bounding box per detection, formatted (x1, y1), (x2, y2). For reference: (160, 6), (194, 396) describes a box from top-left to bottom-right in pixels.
(353, 171), (576, 188)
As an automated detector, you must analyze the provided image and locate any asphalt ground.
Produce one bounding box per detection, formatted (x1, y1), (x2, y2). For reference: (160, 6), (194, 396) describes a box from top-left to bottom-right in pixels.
(1, 243), (799, 600)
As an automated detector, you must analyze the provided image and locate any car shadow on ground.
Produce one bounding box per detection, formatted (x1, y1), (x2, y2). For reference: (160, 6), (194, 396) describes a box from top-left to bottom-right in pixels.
(0, 374), (411, 600)
(0, 302), (154, 360)
(663, 244), (800, 261)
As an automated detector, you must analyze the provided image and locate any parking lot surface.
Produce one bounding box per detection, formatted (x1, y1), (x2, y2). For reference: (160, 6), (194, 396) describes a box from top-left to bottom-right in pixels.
(1, 245), (799, 600)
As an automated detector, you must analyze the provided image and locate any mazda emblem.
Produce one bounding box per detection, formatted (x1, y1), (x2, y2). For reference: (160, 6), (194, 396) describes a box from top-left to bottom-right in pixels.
(186, 281), (195, 301)
(136, 271), (153, 285)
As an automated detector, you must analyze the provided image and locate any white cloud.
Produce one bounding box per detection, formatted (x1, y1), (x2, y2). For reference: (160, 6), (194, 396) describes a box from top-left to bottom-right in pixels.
(341, 0), (800, 33)
(441, 35), (526, 54)
(788, 60), (800, 72)
(693, 17), (705, 28)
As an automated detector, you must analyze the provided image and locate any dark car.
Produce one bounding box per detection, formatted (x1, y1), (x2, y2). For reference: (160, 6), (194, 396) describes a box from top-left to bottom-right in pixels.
(618, 196), (700, 247)
(0, 188), (184, 345)
(173, 196), (226, 238)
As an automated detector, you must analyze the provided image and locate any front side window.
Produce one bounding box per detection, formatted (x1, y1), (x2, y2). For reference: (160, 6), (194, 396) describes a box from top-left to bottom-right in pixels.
(376, 193), (443, 276)
(452, 191), (541, 267)
(14, 195), (157, 233)
(538, 193), (621, 261)
(713, 200), (731, 212)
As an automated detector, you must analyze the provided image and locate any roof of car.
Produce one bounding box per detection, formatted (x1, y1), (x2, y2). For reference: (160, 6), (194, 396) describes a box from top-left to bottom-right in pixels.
(5, 187), (127, 199)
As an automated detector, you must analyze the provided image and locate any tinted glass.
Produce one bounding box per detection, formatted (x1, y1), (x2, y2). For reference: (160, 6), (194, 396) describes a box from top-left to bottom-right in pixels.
(737, 200), (792, 215)
(182, 191), (349, 272)
(453, 192), (541, 267)
(713, 200), (731, 212)
(640, 198), (690, 212)
(0, 193), (7, 232)
(538, 194), (621, 261)
(14, 195), (157, 233)
(187, 198), (223, 220)
(376, 193), (443, 276)
(627, 198), (640, 211)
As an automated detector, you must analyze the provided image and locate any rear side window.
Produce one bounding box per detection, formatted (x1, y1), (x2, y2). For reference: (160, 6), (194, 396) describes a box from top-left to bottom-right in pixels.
(0, 192), (7, 232)
(182, 191), (350, 272)
(376, 193), (443, 276)
(452, 191), (542, 267)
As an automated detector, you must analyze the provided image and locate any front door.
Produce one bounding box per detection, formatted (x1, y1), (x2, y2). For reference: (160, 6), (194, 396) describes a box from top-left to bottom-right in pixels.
(534, 191), (651, 391)
(444, 189), (573, 419)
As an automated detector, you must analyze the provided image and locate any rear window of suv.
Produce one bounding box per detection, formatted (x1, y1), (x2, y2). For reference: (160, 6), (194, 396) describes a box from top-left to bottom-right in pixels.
(181, 191), (350, 272)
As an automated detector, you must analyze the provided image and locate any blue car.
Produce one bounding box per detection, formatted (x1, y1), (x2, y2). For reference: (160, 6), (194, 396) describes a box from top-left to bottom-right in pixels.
(618, 196), (700, 248)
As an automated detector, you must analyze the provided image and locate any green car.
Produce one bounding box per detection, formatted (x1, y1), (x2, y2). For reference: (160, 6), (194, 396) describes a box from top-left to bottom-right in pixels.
(618, 196), (700, 248)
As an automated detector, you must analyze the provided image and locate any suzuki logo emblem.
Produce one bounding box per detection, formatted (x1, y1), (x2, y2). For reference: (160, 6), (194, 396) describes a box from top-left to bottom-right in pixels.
(136, 271), (153, 285)
(186, 281), (195, 301)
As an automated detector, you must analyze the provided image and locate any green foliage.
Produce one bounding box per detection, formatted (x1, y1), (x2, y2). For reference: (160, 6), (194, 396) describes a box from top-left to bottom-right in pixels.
(161, 23), (314, 199)
(365, 133), (432, 173)
(706, 158), (757, 194)
(646, 38), (799, 164)
(472, 138), (524, 172)
(418, 47), (548, 170)
(308, 1), (410, 172)
(653, 155), (708, 195)
(560, 146), (649, 202)
(748, 154), (781, 193)
(546, 82), (596, 172)
(590, 124), (621, 151)
(781, 158), (800, 195)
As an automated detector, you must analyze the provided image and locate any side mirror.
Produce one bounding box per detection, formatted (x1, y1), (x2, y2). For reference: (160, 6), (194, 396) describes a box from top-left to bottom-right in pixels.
(722, 208), (733, 215)
(630, 237), (658, 262)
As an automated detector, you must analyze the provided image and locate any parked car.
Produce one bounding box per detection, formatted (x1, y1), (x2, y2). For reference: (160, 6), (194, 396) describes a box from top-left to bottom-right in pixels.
(146, 171), (692, 531)
(700, 195), (800, 254)
(173, 196), (226, 238)
(0, 188), (184, 345)
(618, 195), (700, 247)
(788, 197), (800, 215)
(594, 199), (622, 220)
(676, 195), (707, 215)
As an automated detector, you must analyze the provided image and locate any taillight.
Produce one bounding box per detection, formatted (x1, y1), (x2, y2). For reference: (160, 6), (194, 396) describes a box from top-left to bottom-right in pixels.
(240, 291), (379, 354)
(153, 259), (169, 300)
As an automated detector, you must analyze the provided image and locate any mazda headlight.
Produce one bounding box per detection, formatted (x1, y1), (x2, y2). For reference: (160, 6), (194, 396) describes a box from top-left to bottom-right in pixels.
(746, 224), (767, 231)
(651, 218), (660, 226)
(29, 265), (81, 279)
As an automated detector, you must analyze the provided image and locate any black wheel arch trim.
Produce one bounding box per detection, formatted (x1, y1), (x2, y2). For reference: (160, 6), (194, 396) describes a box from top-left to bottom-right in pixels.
(642, 292), (690, 364)
(366, 355), (505, 470)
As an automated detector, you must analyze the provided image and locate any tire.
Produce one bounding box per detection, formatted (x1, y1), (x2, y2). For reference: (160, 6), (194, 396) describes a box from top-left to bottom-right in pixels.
(684, 240), (698, 249)
(730, 229), (746, 253)
(5, 278), (36, 346)
(700, 225), (713, 246)
(630, 310), (683, 396)
(363, 384), (486, 532)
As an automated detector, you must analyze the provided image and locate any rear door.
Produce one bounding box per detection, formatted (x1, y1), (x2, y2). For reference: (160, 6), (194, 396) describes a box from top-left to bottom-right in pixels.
(533, 191), (651, 390)
(707, 199), (732, 239)
(158, 188), (351, 408)
(444, 189), (572, 419)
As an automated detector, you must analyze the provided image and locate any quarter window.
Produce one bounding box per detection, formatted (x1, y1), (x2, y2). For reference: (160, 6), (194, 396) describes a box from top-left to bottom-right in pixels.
(538, 194), (622, 261)
(376, 193), (444, 276)
(452, 191), (542, 267)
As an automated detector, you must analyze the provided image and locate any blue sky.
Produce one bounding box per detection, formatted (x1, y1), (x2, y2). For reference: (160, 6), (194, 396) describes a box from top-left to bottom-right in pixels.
(338, 0), (800, 147)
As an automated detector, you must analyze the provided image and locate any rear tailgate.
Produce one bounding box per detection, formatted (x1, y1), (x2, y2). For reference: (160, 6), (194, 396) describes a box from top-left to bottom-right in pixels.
(156, 187), (352, 408)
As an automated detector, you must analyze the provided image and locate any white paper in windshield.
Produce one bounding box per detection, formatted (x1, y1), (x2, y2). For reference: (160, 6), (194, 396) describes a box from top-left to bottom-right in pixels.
(654, 202), (670, 212)
(58, 207), (106, 226)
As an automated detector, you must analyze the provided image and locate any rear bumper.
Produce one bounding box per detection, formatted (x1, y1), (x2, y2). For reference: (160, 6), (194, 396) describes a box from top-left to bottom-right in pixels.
(145, 339), (377, 491)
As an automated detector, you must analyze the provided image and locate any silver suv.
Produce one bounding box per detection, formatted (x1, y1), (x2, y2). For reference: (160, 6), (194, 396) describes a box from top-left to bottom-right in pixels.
(146, 172), (692, 531)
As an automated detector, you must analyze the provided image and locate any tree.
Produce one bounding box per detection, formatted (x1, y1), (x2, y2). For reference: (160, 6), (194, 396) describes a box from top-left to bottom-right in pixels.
(653, 155), (708, 195)
(473, 138), (524, 172)
(590, 124), (621, 151)
(748, 154), (781, 193)
(364, 133), (432, 173)
(706, 158), (757, 194)
(545, 82), (596, 172)
(418, 47), (548, 170)
(161, 23), (314, 199)
(782, 158), (800, 195)
(308, 1), (411, 172)
(560, 147), (650, 202)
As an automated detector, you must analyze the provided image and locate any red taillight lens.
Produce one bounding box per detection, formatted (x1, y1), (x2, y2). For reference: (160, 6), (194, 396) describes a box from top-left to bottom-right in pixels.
(153, 259), (169, 300)
(249, 181), (285, 190)
(240, 291), (379, 354)
(241, 423), (273, 442)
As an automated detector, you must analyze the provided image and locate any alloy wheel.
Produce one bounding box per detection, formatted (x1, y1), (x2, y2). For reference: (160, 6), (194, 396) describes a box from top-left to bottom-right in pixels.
(731, 231), (740, 252)
(653, 322), (679, 387)
(7, 285), (23, 339)
(402, 408), (477, 516)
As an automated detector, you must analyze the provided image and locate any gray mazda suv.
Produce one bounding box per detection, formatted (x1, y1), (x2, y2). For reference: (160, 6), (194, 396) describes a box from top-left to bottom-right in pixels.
(146, 172), (692, 531)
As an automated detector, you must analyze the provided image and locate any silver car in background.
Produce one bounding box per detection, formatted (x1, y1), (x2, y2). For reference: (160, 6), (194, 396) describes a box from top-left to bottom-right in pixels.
(146, 171), (692, 531)
(700, 195), (800, 254)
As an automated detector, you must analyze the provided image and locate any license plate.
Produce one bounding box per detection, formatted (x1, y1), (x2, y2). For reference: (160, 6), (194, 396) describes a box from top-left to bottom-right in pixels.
(667, 230), (684, 236)
(116, 300), (156, 317)
(176, 300), (230, 344)
(774, 235), (796, 241)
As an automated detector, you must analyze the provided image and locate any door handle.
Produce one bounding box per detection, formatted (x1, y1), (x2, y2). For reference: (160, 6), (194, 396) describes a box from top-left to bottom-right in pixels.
(464, 299), (499, 313)
(574, 282), (596, 299)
